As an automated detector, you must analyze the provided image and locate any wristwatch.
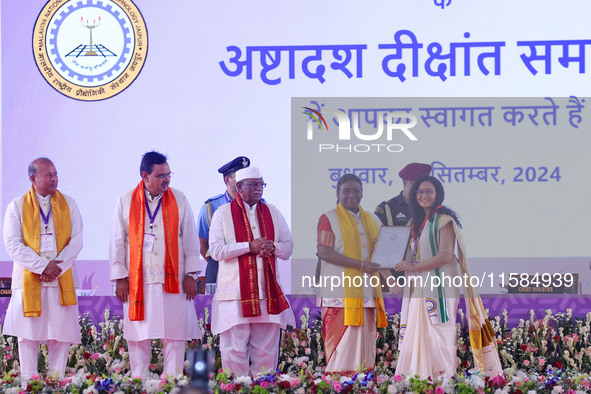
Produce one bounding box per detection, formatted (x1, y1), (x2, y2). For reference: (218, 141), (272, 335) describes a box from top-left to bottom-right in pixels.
(185, 272), (199, 280)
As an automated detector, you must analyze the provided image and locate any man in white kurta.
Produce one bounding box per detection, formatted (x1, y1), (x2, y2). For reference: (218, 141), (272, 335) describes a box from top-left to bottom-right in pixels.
(209, 166), (294, 377)
(2, 158), (82, 381)
(109, 151), (201, 379)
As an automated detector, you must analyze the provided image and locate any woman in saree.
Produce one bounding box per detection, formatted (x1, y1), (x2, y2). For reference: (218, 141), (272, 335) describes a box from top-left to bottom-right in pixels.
(394, 175), (502, 379)
(316, 173), (388, 373)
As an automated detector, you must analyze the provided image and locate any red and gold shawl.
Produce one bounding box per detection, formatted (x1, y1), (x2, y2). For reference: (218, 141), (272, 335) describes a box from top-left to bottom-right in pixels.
(231, 194), (289, 317)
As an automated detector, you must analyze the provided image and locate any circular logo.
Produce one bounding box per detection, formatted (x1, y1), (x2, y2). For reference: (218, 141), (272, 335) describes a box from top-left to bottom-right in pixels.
(399, 324), (406, 339)
(33, 0), (148, 101)
(425, 298), (437, 313)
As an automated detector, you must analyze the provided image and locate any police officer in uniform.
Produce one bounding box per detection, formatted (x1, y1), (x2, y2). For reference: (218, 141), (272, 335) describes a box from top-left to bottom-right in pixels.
(197, 156), (250, 294)
(375, 162), (432, 226)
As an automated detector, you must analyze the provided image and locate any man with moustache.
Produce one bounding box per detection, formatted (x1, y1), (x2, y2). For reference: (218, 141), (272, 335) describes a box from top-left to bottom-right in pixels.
(197, 156), (250, 294)
(109, 151), (201, 379)
(3, 157), (83, 381)
(208, 166), (294, 376)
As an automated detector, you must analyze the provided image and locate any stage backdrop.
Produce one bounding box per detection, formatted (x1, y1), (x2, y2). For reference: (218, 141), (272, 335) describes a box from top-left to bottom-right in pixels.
(1, 0), (590, 295)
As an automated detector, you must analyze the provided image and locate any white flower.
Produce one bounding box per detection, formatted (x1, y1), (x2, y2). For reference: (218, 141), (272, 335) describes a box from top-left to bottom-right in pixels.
(387, 384), (398, 393)
(277, 374), (291, 382)
(552, 386), (563, 393)
(467, 374), (485, 389)
(234, 375), (253, 385)
(441, 376), (455, 392)
(83, 388), (98, 394)
(143, 377), (165, 393)
(295, 356), (309, 364)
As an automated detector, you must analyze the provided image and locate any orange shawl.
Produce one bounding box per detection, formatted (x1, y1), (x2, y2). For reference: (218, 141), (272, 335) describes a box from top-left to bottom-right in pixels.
(128, 181), (179, 321)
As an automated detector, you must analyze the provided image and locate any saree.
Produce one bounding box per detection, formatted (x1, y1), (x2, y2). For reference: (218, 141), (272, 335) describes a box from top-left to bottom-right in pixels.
(395, 213), (502, 379)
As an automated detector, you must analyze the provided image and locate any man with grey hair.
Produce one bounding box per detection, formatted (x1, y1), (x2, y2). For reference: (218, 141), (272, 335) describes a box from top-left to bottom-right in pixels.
(209, 166), (294, 376)
(3, 157), (83, 381)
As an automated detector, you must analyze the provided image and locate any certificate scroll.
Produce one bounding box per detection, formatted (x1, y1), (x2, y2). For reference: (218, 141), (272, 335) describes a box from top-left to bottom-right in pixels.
(371, 226), (411, 269)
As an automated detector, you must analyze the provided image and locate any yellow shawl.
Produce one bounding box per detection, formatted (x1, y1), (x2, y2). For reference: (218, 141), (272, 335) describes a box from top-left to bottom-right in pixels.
(335, 203), (387, 328)
(22, 187), (77, 317)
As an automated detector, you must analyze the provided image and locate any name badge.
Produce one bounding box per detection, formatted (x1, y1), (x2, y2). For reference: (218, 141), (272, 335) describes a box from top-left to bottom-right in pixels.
(40, 233), (54, 252)
(143, 233), (156, 253)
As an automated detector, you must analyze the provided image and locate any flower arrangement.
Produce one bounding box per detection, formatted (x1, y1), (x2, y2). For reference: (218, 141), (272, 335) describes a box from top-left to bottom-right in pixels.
(0, 308), (590, 393)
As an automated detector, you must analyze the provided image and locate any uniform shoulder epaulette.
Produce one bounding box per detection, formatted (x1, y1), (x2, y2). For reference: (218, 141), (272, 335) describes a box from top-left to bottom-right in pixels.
(204, 193), (224, 204)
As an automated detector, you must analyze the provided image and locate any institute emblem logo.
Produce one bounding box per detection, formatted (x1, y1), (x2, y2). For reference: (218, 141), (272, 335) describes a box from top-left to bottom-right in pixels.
(33, 0), (148, 101)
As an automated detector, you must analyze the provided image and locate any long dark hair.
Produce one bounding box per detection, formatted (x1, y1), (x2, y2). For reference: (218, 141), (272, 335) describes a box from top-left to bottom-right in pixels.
(409, 175), (461, 236)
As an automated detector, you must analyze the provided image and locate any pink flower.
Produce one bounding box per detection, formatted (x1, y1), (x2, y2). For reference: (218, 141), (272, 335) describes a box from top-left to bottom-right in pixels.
(523, 359), (530, 366)
(384, 361), (390, 367)
(119, 347), (125, 355)
(538, 358), (546, 366)
(332, 381), (342, 392)
(394, 374), (403, 382)
(31, 374), (41, 380)
(581, 379), (591, 388)
(6, 354), (11, 360)
(220, 382), (235, 390)
(425, 388), (434, 394)
(60, 378), (71, 387)
(435, 387), (445, 394)
(150, 363), (157, 371)
(91, 353), (100, 360)
(159, 380), (167, 389)
(291, 377), (301, 387)
(260, 381), (269, 389)
(114, 367), (121, 373)
(102, 344), (108, 350)
(305, 347), (311, 355)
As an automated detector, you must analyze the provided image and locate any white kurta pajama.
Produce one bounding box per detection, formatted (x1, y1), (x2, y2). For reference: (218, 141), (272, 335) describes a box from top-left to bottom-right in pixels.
(209, 202), (294, 377)
(3, 192), (83, 379)
(109, 187), (201, 379)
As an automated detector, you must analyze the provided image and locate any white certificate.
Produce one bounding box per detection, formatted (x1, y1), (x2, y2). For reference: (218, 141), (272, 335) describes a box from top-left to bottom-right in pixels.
(371, 226), (411, 269)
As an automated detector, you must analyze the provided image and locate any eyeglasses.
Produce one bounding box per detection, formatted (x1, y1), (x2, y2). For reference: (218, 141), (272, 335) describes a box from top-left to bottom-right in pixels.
(416, 189), (435, 196)
(155, 172), (173, 180)
(340, 188), (362, 196)
(242, 181), (267, 188)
